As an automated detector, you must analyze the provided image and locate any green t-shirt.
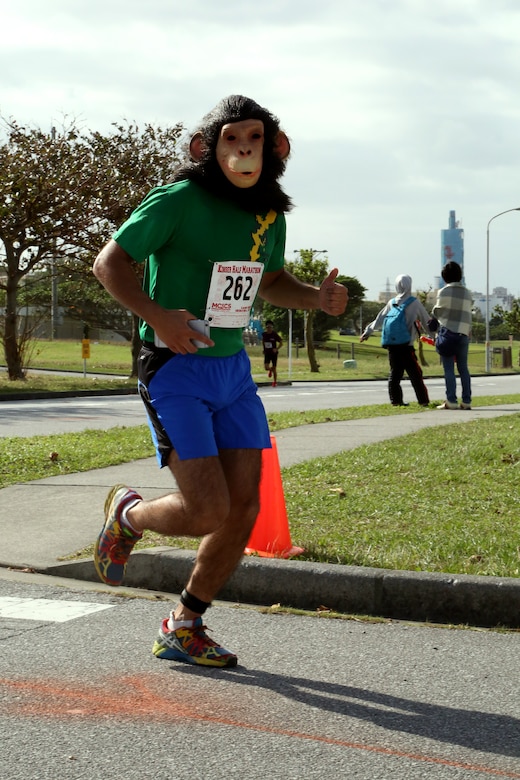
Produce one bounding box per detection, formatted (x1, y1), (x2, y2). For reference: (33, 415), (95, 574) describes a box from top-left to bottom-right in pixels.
(113, 180), (286, 357)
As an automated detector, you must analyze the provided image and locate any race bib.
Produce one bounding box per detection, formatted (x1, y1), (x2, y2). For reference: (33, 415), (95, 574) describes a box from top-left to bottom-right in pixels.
(204, 261), (264, 328)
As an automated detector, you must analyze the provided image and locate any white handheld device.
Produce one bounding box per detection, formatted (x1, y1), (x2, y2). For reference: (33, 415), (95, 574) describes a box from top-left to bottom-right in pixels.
(153, 319), (210, 349)
(188, 319), (211, 348)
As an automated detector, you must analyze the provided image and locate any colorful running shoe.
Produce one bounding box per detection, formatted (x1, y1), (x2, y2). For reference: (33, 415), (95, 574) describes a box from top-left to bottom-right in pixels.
(152, 618), (238, 667)
(94, 484), (143, 586)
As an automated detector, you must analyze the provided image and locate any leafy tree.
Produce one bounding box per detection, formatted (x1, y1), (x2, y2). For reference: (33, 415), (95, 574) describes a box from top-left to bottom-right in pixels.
(472, 306), (484, 322)
(471, 321), (485, 342)
(494, 299), (520, 338)
(490, 309), (503, 328)
(261, 249), (328, 372)
(57, 254), (134, 341)
(356, 300), (382, 333)
(262, 262), (370, 368)
(335, 276), (368, 334)
(261, 251), (364, 372)
(0, 118), (183, 379)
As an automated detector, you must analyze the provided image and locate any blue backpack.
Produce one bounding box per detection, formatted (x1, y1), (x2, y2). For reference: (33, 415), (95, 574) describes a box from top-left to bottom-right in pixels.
(381, 296), (415, 347)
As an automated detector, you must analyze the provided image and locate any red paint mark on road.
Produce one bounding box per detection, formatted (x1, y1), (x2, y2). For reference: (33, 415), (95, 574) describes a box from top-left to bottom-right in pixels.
(1, 674), (519, 778)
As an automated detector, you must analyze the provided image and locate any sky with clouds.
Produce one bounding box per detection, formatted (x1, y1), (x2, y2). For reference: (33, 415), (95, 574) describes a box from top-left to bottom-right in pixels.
(2, 0), (520, 301)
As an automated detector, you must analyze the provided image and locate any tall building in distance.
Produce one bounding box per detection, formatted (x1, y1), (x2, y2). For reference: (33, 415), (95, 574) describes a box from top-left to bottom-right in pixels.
(440, 210), (464, 285)
(376, 208), (514, 311)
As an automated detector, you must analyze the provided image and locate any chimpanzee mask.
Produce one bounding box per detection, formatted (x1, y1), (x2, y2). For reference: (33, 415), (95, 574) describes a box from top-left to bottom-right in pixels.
(172, 95), (293, 214)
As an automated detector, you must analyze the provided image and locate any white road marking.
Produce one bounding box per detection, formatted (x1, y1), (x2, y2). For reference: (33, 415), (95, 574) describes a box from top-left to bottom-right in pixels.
(0, 597), (114, 622)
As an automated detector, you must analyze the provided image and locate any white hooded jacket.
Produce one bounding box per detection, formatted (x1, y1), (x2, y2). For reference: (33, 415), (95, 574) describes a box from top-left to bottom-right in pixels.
(361, 275), (433, 346)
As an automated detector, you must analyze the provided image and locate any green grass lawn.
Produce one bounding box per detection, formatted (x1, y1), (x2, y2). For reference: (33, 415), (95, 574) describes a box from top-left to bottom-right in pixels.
(18, 339), (133, 375)
(282, 415), (520, 579)
(1, 336), (519, 392)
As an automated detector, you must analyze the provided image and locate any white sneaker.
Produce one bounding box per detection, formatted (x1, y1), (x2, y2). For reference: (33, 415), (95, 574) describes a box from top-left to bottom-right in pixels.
(437, 401), (459, 410)
(460, 402), (472, 410)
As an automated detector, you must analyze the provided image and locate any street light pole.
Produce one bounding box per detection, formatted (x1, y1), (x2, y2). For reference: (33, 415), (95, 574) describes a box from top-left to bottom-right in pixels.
(485, 208), (520, 372)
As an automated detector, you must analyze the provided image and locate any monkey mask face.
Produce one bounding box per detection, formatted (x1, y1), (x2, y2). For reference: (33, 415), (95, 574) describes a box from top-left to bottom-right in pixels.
(184, 95), (293, 212)
(215, 118), (265, 189)
(190, 112), (290, 190)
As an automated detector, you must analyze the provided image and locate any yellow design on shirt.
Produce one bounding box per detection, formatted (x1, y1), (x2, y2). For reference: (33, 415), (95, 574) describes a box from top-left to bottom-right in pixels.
(250, 210), (277, 262)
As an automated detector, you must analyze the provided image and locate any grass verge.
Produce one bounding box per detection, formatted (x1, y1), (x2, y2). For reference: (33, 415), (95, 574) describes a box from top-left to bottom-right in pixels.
(0, 375), (136, 395)
(2, 395), (519, 578)
(283, 415), (520, 579)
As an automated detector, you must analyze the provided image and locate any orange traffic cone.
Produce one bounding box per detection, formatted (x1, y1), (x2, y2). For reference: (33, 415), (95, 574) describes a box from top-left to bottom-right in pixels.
(245, 436), (304, 558)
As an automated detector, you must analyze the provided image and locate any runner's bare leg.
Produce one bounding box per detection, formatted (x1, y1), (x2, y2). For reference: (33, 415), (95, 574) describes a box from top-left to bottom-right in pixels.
(126, 447), (261, 617)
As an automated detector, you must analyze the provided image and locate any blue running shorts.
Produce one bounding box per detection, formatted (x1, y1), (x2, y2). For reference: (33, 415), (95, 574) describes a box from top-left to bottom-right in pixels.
(138, 344), (271, 465)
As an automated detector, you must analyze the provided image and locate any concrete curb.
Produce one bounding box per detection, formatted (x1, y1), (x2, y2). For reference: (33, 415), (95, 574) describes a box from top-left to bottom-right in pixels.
(0, 387), (139, 402)
(40, 548), (520, 629)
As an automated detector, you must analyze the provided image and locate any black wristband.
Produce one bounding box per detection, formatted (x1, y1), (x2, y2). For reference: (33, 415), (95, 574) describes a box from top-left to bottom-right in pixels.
(180, 588), (211, 615)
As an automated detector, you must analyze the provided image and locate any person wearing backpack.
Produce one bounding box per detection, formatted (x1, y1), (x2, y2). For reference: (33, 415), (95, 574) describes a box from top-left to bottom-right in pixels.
(360, 274), (433, 406)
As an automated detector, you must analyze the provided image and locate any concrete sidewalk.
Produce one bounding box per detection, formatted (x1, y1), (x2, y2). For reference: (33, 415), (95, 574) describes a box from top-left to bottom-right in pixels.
(2, 404), (520, 627)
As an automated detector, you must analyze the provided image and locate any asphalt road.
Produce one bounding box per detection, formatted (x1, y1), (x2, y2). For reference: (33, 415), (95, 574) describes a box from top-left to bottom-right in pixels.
(1, 571), (519, 780)
(1, 375), (520, 438)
